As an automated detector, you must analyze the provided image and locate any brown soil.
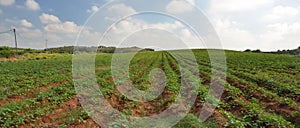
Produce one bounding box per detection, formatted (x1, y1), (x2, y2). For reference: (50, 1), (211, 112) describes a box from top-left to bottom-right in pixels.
(0, 57), (18, 62)
(102, 56), (178, 117)
(20, 97), (82, 127)
(68, 118), (99, 128)
(226, 76), (300, 122)
(0, 95), (22, 106)
(0, 80), (69, 107)
(67, 57), (159, 127)
(212, 110), (228, 127)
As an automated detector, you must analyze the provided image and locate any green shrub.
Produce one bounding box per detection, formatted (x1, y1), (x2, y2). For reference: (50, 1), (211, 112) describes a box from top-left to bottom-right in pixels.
(173, 114), (205, 128)
(0, 49), (13, 58)
(0, 46), (10, 51)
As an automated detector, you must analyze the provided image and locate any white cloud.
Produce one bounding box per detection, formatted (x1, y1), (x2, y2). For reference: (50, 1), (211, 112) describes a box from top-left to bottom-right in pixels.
(18, 28), (43, 41)
(206, 0), (300, 50)
(22, 13), (101, 48)
(211, 17), (300, 51)
(147, 21), (185, 30)
(39, 13), (99, 46)
(0, 0), (15, 6)
(264, 6), (299, 22)
(44, 25), (100, 48)
(110, 20), (186, 36)
(25, 0), (40, 10)
(209, 0), (273, 13)
(212, 19), (257, 50)
(44, 21), (82, 33)
(186, 0), (195, 5)
(166, 0), (195, 14)
(39, 13), (61, 24)
(20, 19), (33, 28)
(87, 5), (99, 13)
(39, 13), (81, 33)
(0, 25), (44, 48)
(0, 9), (2, 14)
(5, 18), (18, 24)
(102, 3), (199, 48)
(0, 25), (14, 47)
(108, 4), (136, 16)
(104, 4), (136, 21)
(259, 22), (300, 50)
(39, 13), (98, 38)
(105, 18), (200, 49)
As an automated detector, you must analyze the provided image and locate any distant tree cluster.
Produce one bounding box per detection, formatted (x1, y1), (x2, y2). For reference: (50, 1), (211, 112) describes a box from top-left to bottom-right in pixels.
(244, 49), (261, 53)
(97, 46), (116, 53)
(47, 46), (75, 54)
(244, 46), (300, 55)
(0, 46), (42, 58)
(272, 47), (300, 55)
(46, 46), (154, 54)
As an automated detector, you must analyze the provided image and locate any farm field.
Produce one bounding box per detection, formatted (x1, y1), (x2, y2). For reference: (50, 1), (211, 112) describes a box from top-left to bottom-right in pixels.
(0, 49), (299, 127)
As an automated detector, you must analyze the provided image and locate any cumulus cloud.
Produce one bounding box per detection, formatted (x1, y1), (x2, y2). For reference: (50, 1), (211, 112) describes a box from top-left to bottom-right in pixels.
(104, 4), (136, 21)
(37, 13), (101, 48)
(206, 0), (300, 50)
(5, 18), (34, 28)
(25, 0), (40, 11)
(20, 19), (33, 28)
(108, 4), (136, 16)
(186, 0), (195, 5)
(5, 18), (18, 24)
(264, 6), (299, 22)
(260, 22), (300, 50)
(19, 28), (42, 38)
(212, 19), (257, 50)
(166, 0), (195, 14)
(44, 21), (82, 33)
(211, 17), (300, 50)
(45, 25), (100, 48)
(104, 17), (200, 49)
(39, 13), (81, 33)
(87, 5), (99, 13)
(18, 28), (44, 47)
(39, 13), (61, 24)
(110, 20), (186, 37)
(209, 0), (273, 13)
(0, 0), (15, 6)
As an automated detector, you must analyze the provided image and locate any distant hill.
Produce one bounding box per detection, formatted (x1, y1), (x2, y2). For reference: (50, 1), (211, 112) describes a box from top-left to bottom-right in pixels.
(46, 46), (154, 54)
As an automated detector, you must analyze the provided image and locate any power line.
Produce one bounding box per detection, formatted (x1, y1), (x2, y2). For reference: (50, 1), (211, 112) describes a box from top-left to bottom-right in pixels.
(16, 32), (26, 43)
(0, 29), (12, 35)
(0, 29), (18, 56)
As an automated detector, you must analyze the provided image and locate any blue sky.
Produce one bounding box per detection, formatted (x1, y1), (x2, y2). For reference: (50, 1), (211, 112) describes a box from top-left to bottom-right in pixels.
(0, 0), (299, 51)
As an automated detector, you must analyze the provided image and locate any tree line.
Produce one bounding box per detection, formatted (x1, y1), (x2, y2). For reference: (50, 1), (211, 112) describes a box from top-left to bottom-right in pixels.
(0, 46), (43, 58)
(244, 46), (300, 55)
(46, 46), (154, 54)
(0, 46), (155, 58)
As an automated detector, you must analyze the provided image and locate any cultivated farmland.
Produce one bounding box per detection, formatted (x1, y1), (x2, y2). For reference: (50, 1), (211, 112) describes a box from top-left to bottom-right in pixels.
(0, 50), (299, 127)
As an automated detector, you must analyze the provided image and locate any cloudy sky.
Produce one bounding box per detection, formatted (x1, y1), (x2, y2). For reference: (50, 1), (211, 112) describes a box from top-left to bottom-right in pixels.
(0, 0), (299, 51)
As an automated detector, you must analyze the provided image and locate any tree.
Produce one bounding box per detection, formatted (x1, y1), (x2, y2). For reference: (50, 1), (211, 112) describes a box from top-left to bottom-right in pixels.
(0, 46), (10, 51)
(252, 49), (261, 53)
(244, 49), (251, 52)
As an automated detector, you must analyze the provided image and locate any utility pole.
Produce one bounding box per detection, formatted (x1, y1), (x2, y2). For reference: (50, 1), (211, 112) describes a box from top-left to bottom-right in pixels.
(13, 28), (18, 56)
(45, 39), (48, 52)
